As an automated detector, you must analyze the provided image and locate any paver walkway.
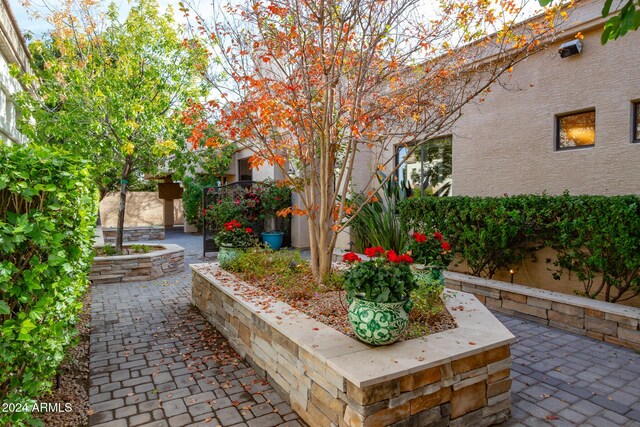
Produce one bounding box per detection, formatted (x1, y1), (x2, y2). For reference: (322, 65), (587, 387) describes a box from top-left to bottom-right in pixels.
(88, 230), (640, 427)
(88, 229), (303, 427)
(500, 314), (640, 427)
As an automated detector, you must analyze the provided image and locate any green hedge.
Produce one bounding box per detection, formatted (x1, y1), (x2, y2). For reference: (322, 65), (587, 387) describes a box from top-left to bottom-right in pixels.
(398, 195), (640, 303)
(0, 144), (97, 425)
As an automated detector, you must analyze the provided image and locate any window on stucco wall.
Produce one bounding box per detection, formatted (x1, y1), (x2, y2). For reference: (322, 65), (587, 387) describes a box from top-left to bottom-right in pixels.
(238, 157), (252, 181)
(556, 110), (596, 150)
(633, 102), (640, 144)
(396, 136), (452, 196)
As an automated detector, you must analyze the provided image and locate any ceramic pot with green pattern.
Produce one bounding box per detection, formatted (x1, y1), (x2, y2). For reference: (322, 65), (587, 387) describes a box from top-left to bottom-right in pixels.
(218, 244), (243, 268)
(348, 296), (411, 345)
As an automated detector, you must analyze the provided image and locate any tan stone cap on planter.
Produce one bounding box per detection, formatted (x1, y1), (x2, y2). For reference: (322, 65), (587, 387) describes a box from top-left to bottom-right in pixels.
(93, 244), (184, 261)
(445, 271), (640, 321)
(191, 263), (515, 388)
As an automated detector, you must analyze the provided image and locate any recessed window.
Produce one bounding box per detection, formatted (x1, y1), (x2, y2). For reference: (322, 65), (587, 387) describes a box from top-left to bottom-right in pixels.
(396, 136), (452, 196)
(556, 110), (596, 150)
(237, 157), (252, 181)
(633, 102), (640, 143)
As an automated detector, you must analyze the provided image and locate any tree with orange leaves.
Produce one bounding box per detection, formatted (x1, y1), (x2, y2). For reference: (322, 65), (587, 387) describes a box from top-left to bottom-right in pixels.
(181, 0), (561, 282)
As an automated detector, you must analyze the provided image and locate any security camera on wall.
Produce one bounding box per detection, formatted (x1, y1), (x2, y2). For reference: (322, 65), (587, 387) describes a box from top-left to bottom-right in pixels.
(559, 39), (583, 58)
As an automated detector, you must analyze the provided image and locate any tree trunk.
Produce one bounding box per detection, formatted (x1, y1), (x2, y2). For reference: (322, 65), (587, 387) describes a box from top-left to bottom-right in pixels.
(307, 214), (320, 279)
(307, 214), (336, 284)
(115, 156), (133, 253)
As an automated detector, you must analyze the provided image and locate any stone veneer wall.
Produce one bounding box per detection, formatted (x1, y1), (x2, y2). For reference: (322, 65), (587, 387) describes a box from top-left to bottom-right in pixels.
(445, 271), (640, 351)
(102, 226), (165, 243)
(192, 264), (515, 427)
(90, 244), (184, 284)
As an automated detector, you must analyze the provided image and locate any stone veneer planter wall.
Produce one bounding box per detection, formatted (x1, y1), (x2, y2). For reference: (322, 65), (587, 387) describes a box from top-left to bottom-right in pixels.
(192, 264), (515, 427)
(102, 226), (165, 243)
(90, 244), (184, 284)
(444, 271), (640, 351)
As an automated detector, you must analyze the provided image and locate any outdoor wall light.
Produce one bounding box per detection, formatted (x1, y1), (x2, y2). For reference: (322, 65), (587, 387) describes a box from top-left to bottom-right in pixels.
(559, 39), (583, 58)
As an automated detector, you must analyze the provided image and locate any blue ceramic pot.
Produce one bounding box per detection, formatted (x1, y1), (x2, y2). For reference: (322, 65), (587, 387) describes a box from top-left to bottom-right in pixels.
(262, 231), (284, 250)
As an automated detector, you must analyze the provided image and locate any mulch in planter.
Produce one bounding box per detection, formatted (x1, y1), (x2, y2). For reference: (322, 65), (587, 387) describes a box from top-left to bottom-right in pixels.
(228, 258), (456, 341)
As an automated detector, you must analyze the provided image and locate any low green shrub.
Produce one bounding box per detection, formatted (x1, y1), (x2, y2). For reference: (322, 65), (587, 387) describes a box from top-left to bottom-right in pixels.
(101, 245), (118, 256)
(0, 144), (97, 426)
(130, 244), (152, 254)
(411, 271), (445, 317)
(228, 248), (318, 299)
(398, 195), (640, 302)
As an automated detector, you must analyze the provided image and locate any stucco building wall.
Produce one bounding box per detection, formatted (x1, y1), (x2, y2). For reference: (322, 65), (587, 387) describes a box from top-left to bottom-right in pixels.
(450, 23), (640, 196)
(366, 1), (640, 304)
(100, 192), (184, 228)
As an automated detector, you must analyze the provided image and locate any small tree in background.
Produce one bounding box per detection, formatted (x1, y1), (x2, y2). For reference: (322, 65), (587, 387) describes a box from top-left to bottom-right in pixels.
(181, 0), (561, 282)
(16, 0), (208, 252)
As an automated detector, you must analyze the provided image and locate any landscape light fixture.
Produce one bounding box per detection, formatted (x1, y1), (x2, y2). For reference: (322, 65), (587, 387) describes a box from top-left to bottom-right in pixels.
(510, 269), (515, 283)
(558, 39), (583, 58)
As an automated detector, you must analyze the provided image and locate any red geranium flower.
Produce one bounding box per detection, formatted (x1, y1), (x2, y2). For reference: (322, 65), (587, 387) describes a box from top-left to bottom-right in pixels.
(385, 249), (414, 263)
(413, 232), (427, 243)
(385, 249), (399, 263)
(441, 241), (451, 251)
(224, 220), (242, 231)
(433, 231), (443, 242)
(342, 252), (362, 263)
(397, 254), (414, 264)
(364, 246), (384, 258)
(245, 228), (253, 233)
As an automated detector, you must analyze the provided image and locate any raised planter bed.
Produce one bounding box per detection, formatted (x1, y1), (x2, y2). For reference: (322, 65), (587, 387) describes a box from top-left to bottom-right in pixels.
(102, 226), (165, 243)
(90, 244), (184, 284)
(192, 263), (515, 427)
(445, 271), (640, 351)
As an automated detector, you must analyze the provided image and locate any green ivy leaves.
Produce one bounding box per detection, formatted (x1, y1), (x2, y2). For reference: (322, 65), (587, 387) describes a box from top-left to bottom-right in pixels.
(0, 143), (97, 425)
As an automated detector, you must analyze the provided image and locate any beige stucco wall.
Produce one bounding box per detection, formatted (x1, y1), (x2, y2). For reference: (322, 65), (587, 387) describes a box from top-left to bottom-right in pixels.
(100, 192), (184, 228)
(451, 26), (640, 196)
(232, 148), (286, 182)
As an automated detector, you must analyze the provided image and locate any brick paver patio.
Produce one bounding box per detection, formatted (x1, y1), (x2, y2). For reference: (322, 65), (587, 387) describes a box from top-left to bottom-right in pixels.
(88, 230), (640, 426)
(88, 230), (304, 427)
(501, 314), (640, 426)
